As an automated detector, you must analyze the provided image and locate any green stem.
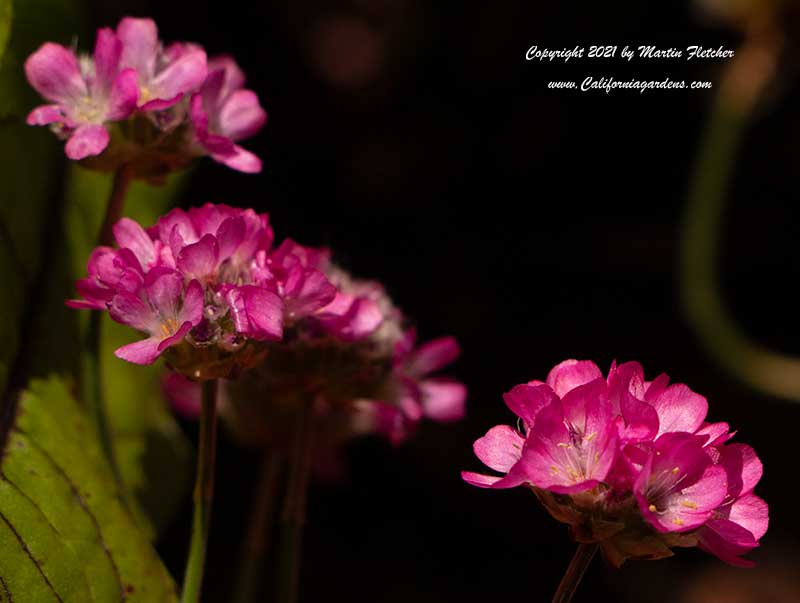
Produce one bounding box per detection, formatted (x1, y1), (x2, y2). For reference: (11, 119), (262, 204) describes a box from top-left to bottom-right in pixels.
(234, 451), (283, 603)
(277, 402), (316, 603)
(83, 166), (134, 495)
(98, 165), (134, 246)
(678, 39), (800, 400)
(551, 543), (598, 603)
(181, 380), (219, 603)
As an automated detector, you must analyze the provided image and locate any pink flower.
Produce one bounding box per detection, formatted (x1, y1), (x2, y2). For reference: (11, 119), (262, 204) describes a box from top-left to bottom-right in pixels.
(189, 56), (267, 173)
(116, 17), (207, 110)
(159, 248), (466, 450)
(25, 30), (138, 159)
(462, 359), (768, 567)
(109, 268), (204, 364)
(68, 204), (330, 374)
(25, 17), (265, 176)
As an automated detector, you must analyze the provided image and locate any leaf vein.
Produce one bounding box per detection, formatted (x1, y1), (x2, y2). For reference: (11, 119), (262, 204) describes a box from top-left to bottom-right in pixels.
(0, 509), (63, 602)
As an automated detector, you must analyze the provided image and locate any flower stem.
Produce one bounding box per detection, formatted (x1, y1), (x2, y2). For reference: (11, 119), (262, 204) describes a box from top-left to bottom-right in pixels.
(277, 401), (316, 603)
(181, 379), (219, 603)
(98, 165), (134, 246)
(83, 165), (135, 498)
(551, 543), (598, 603)
(678, 34), (800, 400)
(234, 451), (283, 603)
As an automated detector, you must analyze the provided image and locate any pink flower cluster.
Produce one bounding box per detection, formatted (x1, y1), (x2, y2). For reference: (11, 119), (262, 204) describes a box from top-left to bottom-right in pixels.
(463, 360), (768, 567)
(69, 204), (380, 371)
(162, 266), (466, 448)
(25, 17), (265, 172)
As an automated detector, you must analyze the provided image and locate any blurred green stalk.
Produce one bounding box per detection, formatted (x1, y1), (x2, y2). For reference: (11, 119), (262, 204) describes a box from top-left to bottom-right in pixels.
(182, 379), (219, 603)
(678, 37), (800, 400)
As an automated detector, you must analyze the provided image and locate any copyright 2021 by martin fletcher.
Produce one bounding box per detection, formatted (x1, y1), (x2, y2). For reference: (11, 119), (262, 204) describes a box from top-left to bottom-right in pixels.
(525, 44), (736, 94)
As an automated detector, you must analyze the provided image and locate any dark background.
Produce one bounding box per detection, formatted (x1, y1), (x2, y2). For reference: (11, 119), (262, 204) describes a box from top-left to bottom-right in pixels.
(93, 1), (800, 601)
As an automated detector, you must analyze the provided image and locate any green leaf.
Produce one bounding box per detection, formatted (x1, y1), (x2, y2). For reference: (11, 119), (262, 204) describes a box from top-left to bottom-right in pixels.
(0, 376), (178, 602)
(0, 0), (11, 66)
(65, 165), (194, 535)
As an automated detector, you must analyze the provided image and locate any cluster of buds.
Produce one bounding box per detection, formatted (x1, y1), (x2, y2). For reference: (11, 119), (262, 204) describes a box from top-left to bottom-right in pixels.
(25, 17), (266, 177)
(164, 258), (466, 452)
(463, 360), (768, 567)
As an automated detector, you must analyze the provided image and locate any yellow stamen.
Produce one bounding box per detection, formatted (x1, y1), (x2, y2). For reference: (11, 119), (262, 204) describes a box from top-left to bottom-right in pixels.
(671, 466), (680, 474)
(648, 504), (657, 512)
(160, 318), (179, 338)
(681, 501), (698, 509)
(672, 518), (684, 526)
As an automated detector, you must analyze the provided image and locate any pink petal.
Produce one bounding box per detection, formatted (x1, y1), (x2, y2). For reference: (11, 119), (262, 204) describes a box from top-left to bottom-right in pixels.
(177, 234), (219, 281)
(720, 444), (763, 499)
(158, 208), (199, 251)
(473, 425), (524, 473)
(546, 359), (603, 397)
(189, 93), (210, 138)
(179, 279), (205, 326)
(106, 68), (139, 120)
(109, 291), (155, 332)
(113, 217), (156, 268)
(405, 337), (461, 377)
(115, 336), (162, 365)
(144, 268), (184, 319)
(151, 49), (208, 105)
(117, 17), (158, 79)
(243, 286), (283, 340)
(729, 493), (769, 541)
(218, 89), (267, 141)
(461, 471), (504, 488)
(284, 268), (338, 318)
(216, 216), (246, 261)
(24, 43), (87, 103)
(698, 519), (758, 567)
(26, 104), (66, 125)
(92, 27), (122, 92)
(207, 55), (246, 95)
(318, 297), (383, 341)
(502, 383), (557, 430)
(697, 422), (735, 447)
(420, 379), (466, 422)
(651, 383), (708, 436)
(65, 125), (110, 160)
(211, 144), (263, 173)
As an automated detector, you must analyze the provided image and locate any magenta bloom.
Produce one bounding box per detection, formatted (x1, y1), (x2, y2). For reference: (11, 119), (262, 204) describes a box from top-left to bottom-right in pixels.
(25, 30), (138, 159)
(69, 204), (323, 376)
(25, 17), (266, 175)
(116, 17), (208, 111)
(160, 249), (465, 450)
(189, 56), (267, 173)
(463, 359), (768, 567)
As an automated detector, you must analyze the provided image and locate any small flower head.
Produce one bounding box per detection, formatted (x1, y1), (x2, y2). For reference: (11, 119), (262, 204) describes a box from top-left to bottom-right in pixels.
(70, 204), (316, 379)
(163, 259), (466, 455)
(462, 359), (768, 567)
(25, 17), (266, 178)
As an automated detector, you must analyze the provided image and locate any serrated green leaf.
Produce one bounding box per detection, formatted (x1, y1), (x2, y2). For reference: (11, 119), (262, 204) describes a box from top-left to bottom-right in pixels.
(65, 165), (194, 535)
(0, 376), (178, 602)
